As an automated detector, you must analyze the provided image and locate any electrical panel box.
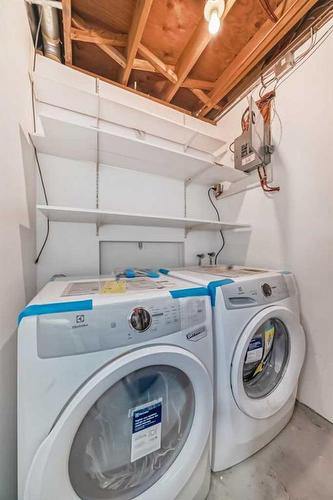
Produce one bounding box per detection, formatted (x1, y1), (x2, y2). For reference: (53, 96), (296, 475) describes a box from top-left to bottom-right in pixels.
(234, 97), (266, 173)
(234, 98), (265, 172)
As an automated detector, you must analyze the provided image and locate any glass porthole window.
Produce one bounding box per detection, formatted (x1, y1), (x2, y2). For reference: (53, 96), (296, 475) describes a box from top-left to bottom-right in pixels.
(69, 365), (195, 500)
(242, 319), (289, 399)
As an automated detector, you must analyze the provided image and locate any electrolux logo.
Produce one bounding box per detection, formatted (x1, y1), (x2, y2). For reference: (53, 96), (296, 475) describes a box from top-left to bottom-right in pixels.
(72, 314), (88, 329)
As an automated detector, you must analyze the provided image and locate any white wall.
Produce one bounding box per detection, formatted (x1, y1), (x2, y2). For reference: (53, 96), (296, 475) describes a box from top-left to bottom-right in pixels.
(217, 21), (333, 422)
(36, 157), (222, 287)
(0, 2), (36, 499)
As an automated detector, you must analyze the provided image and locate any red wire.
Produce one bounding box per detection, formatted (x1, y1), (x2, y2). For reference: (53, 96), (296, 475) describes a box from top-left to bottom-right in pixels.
(258, 165), (280, 192)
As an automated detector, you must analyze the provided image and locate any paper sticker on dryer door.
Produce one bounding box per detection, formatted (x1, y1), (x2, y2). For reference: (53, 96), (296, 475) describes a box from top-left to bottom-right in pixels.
(130, 398), (162, 462)
(245, 338), (263, 364)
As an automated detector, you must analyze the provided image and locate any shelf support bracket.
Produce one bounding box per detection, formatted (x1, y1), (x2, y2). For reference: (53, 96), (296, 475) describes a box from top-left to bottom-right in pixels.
(183, 180), (189, 238)
(183, 132), (198, 152)
(95, 78), (101, 236)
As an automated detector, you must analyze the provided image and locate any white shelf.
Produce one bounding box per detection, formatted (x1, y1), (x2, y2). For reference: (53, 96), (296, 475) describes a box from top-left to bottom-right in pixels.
(37, 205), (250, 233)
(32, 105), (246, 185)
(33, 56), (247, 186)
(34, 55), (226, 154)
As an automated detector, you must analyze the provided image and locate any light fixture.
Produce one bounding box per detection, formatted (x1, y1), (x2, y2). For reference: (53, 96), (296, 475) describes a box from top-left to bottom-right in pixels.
(204, 0), (225, 35)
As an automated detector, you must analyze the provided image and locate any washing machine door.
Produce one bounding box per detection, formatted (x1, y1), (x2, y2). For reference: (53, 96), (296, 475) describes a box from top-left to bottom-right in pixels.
(25, 345), (213, 500)
(231, 306), (305, 419)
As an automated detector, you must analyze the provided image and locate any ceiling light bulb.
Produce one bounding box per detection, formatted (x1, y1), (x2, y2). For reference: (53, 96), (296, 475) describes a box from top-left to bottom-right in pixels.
(208, 8), (220, 34)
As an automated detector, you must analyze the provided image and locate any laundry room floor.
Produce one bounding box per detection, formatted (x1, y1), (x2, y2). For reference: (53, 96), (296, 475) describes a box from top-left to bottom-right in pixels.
(207, 402), (333, 500)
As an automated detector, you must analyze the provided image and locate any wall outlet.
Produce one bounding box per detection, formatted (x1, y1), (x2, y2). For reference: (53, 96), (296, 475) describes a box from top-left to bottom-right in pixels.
(212, 183), (224, 198)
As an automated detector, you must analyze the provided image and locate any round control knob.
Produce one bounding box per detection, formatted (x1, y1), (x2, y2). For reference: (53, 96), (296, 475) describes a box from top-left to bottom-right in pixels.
(129, 307), (151, 332)
(262, 283), (272, 297)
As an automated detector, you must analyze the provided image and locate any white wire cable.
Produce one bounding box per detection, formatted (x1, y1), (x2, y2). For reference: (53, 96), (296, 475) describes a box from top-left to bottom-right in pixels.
(276, 23), (333, 90)
(216, 9), (333, 121)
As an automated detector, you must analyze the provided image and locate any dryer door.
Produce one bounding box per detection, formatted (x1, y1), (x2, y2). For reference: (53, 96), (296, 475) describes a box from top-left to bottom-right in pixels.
(25, 345), (213, 500)
(231, 306), (305, 419)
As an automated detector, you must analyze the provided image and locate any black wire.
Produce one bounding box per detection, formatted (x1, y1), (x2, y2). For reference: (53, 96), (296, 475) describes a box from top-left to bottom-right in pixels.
(31, 9), (50, 264)
(34, 146), (48, 205)
(35, 217), (50, 264)
(33, 146), (50, 264)
(208, 188), (225, 265)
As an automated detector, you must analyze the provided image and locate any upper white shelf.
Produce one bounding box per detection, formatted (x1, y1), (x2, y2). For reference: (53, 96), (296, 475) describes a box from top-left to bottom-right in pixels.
(37, 205), (250, 233)
(32, 104), (246, 185)
(34, 55), (224, 153)
(32, 56), (247, 185)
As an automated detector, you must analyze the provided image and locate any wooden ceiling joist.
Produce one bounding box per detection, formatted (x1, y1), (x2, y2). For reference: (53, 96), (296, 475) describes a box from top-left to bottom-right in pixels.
(137, 43), (178, 83)
(160, 18), (213, 103)
(132, 59), (175, 74)
(182, 79), (216, 90)
(191, 89), (222, 111)
(99, 44), (127, 68)
(161, 0), (238, 103)
(198, 0), (318, 117)
(119, 0), (154, 86)
(71, 14), (128, 48)
(70, 27), (128, 47)
(62, 0), (72, 64)
(62, 0), (327, 121)
(191, 88), (210, 104)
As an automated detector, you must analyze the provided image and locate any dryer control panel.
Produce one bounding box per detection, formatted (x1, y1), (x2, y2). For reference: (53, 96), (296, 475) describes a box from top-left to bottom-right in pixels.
(37, 296), (207, 358)
(222, 275), (289, 310)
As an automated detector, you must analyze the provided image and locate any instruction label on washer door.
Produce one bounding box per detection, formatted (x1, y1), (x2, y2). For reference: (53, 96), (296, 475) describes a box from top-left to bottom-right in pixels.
(130, 398), (162, 462)
(245, 337), (263, 364)
(264, 324), (275, 358)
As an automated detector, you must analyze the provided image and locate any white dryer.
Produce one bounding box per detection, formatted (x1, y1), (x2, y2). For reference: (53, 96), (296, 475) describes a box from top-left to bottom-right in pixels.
(18, 274), (214, 500)
(160, 266), (306, 471)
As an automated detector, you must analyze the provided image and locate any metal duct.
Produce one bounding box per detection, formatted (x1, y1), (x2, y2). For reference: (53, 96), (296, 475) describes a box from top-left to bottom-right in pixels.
(25, 2), (39, 42)
(39, 1), (61, 62)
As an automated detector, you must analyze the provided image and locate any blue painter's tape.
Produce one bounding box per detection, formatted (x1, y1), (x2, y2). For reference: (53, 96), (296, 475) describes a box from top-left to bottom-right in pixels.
(208, 279), (234, 306)
(18, 299), (93, 325)
(159, 268), (170, 275)
(169, 287), (209, 299)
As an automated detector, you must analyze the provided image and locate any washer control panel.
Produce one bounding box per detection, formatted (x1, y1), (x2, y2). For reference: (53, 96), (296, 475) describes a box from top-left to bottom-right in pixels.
(222, 275), (289, 310)
(37, 296), (208, 358)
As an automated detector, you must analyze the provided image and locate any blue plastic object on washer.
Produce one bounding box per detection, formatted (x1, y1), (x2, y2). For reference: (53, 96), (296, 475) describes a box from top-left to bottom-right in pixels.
(159, 268), (170, 275)
(125, 269), (136, 278)
(18, 299), (93, 325)
(208, 279), (234, 306)
(145, 270), (160, 278)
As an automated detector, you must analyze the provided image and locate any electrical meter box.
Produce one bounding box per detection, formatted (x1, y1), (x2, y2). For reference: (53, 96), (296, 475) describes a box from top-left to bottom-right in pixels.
(234, 97), (269, 173)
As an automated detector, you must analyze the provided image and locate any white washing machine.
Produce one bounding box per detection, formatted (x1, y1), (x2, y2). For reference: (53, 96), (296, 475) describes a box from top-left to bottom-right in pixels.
(160, 265), (306, 471)
(18, 274), (214, 500)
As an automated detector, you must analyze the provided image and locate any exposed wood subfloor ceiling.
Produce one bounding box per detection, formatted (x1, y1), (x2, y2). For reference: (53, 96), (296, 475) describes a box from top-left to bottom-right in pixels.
(60, 0), (328, 122)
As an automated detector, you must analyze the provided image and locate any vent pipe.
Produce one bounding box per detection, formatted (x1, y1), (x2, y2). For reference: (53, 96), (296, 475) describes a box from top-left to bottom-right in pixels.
(26, 0), (62, 62)
(39, 1), (61, 62)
